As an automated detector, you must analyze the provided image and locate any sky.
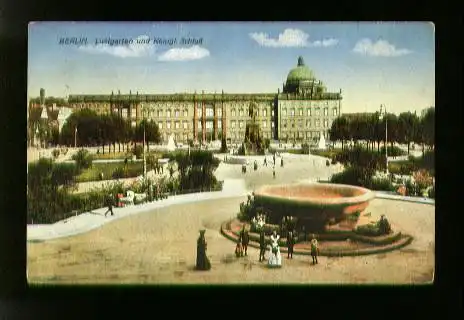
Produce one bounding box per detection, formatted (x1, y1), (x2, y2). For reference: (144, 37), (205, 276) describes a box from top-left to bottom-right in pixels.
(28, 22), (435, 114)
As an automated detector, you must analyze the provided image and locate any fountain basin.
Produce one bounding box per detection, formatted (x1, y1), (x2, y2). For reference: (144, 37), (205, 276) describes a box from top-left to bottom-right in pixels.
(253, 183), (376, 232)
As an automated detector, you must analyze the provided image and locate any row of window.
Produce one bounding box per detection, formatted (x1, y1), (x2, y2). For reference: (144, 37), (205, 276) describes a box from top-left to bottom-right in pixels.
(230, 120), (273, 129)
(282, 119), (331, 128)
(281, 108), (337, 117)
(281, 131), (329, 139)
(230, 109), (272, 117)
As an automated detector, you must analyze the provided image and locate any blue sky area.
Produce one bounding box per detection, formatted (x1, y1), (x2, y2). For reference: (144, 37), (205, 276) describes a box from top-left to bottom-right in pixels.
(28, 22), (434, 114)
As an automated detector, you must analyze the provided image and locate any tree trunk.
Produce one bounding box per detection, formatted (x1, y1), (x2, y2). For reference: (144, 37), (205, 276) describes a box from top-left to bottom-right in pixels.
(377, 141), (380, 153)
(407, 142), (410, 155)
(147, 141), (150, 152)
(118, 143), (121, 153)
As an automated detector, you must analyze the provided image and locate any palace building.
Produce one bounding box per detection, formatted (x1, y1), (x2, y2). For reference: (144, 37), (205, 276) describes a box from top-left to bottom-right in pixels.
(66, 57), (342, 144)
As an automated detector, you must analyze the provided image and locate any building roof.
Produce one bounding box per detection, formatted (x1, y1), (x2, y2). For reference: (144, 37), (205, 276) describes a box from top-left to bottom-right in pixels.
(286, 57), (315, 83)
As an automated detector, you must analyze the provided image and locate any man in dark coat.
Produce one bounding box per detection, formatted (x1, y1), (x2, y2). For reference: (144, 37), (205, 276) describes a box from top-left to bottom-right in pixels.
(104, 194), (114, 217)
(287, 230), (295, 259)
(259, 230), (266, 262)
(239, 226), (250, 256)
(196, 230), (211, 271)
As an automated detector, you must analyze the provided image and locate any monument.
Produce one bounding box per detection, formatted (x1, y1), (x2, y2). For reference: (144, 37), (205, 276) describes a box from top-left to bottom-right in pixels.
(239, 101), (264, 155)
(317, 132), (326, 150)
(166, 134), (176, 152)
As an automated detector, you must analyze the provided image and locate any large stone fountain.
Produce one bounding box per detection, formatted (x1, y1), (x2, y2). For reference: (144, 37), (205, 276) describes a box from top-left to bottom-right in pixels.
(253, 182), (376, 233)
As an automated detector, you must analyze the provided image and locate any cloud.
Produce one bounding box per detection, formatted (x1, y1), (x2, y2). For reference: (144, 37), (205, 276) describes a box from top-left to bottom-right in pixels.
(353, 38), (412, 57)
(158, 45), (210, 61)
(249, 28), (338, 48)
(78, 35), (155, 58)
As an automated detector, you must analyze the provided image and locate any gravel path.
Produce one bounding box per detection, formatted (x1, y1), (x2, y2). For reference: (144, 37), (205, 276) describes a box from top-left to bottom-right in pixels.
(27, 197), (434, 284)
(27, 153), (434, 284)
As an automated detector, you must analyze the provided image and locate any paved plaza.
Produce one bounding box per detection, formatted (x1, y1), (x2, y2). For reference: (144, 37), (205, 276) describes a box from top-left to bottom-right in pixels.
(27, 153), (435, 284)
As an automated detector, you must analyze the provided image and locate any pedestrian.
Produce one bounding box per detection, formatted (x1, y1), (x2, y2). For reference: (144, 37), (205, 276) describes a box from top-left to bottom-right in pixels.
(310, 235), (319, 264)
(273, 153), (276, 166)
(287, 230), (295, 259)
(281, 157), (284, 167)
(259, 229), (266, 262)
(239, 226), (250, 256)
(273, 167), (276, 179)
(104, 193), (114, 217)
(235, 239), (243, 258)
(264, 157), (267, 167)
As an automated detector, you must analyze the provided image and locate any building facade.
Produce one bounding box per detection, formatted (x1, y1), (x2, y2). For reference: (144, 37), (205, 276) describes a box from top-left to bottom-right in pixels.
(66, 57), (342, 144)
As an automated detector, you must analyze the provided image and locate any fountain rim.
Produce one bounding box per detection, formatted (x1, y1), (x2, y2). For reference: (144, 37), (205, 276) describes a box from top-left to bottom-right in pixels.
(253, 182), (376, 205)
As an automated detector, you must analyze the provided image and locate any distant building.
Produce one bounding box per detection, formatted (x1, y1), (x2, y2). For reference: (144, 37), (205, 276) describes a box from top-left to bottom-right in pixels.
(60, 56), (343, 144)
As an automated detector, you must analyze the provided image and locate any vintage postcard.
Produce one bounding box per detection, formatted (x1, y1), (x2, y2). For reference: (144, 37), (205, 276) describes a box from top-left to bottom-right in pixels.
(27, 22), (435, 284)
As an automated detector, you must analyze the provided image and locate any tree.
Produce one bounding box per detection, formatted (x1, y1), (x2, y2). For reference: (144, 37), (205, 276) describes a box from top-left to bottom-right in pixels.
(134, 119), (161, 152)
(421, 107), (435, 149)
(60, 108), (100, 147)
(398, 112), (419, 154)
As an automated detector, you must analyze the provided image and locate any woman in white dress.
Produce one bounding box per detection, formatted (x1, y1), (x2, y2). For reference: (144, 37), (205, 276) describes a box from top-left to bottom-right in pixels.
(268, 230), (282, 267)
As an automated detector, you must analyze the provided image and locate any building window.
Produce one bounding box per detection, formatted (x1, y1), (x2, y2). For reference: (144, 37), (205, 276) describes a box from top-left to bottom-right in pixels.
(206, 107), (214, 117)
(291, 108), (295, 117)
(197, 107), (202, 117)
(292, 122), (295, 128)
(183, 121), (188, 129)
(239, 109), (244, 117)
(175, 110), (179, 117)
(157, 110), (162, 117)
(183, 110), (188, 117)
(283, 109), (287, 117)
(333, 108), (338, 116)
(324, 108), (328, 116)
(324, 120), (328, 128)
(271, 110), (274, 117)
(307, 109), (312, 116)
(299, 108), (303, 116)
(262, 121), (267, 128)
(231, 121), (236, 128)
(316, 120), (320, 127)
(306, 120), (311, 127)
(271, 122), (274, 128)
(239, 121), (244, 128)
(175, 121), (180, 129)
(218, 121), (222, 129)
(198, 121), (202, 129)
(167, 110), (171, 118)
(167, 122), (171, 129)
(206, 121), (213, 129)
(315, 108), (320, 116)
(263, 109), (267, 117)
(159, 122), (163, 129)
(307, 132), (311, 139)
(232, 109), (236, 117)
(299, 120), (303, 128)
(217, 108), (222, 117)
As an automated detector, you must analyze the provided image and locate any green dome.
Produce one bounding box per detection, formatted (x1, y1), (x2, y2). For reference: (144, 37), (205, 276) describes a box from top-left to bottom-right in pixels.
(286, 57), (315, 82)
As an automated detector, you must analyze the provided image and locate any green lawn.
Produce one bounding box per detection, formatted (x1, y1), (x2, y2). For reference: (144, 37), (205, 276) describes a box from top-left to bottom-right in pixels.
(76, 162), (144, 183)
(92, 151), (132, 160)
(310, 148), (343, 159)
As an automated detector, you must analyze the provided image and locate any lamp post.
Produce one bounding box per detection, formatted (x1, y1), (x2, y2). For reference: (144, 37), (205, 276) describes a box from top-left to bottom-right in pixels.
(142, 105), (147, 180)
(74, 125), (77, 149)
(379, 105), (388, 175)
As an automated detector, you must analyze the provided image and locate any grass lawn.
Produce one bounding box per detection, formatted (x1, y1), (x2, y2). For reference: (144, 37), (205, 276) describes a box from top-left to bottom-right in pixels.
(76, 162), (144, 183)
(92, 151), (131, 160)
(310, 148), (343, 159)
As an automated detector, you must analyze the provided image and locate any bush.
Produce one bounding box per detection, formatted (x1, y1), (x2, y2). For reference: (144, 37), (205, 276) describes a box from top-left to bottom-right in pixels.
(133, 145), (143, 159)
(72, 149), (93, 171)
(366, 177), (396, 192)
(428, 185), (435, 199)
(355, 223), (380, 236)
(380, 146), (407, 157)
(301, 143), (310, 155)
(330, 166), (374, 187)
(52, 149), (60, 159)
(220, 137), (228, 153)
(112, 166), (125, 179)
